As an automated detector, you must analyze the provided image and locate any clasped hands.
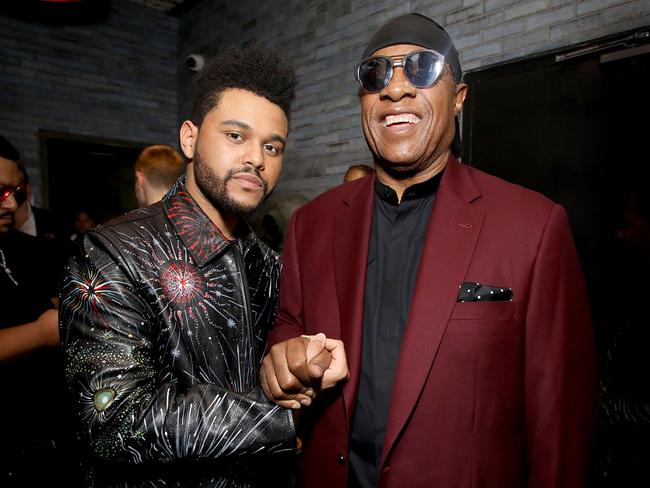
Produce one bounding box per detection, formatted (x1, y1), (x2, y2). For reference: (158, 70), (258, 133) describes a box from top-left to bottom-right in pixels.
(260, 333), (349, 409)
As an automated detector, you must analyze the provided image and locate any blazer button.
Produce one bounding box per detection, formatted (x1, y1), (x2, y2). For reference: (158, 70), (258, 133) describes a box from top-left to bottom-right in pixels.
(337, 453), (346, 466)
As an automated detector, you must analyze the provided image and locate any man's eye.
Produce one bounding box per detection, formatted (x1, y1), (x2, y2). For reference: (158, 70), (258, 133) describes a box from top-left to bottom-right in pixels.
(227, 132), (244, 142)
(263, 144), (280, 156)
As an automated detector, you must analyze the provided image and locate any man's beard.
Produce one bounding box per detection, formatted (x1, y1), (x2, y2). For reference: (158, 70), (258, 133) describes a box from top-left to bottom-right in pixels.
(193, 148), (271, 218)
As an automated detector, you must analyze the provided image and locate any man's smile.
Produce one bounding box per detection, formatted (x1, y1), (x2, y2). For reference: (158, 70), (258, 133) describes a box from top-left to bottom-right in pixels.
(381, 113), (421, 127)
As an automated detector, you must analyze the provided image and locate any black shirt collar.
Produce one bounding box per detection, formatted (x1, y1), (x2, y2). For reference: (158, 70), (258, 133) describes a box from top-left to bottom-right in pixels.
(374, 169), (444, 205)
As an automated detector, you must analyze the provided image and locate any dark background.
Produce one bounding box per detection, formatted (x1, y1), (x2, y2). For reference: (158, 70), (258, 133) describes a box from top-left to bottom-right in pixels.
(41, 133), (145, 234)
(462, 27), (650, 338)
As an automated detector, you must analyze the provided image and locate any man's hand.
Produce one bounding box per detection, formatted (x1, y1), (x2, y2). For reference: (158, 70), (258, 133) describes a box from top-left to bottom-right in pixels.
(320, 337), (350, 389)
(261, 334), (349, 409)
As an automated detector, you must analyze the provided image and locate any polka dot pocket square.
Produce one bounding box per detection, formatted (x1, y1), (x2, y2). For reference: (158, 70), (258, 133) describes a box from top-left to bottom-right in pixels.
(457, 282), (513, 302)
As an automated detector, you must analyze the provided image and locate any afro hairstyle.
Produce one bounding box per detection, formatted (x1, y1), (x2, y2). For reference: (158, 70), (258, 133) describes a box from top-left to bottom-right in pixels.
(190, 43), (296, 125)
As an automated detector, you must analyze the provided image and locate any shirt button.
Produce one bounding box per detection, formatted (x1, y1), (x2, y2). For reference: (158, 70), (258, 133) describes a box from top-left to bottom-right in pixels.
(337, 453), (346, 466)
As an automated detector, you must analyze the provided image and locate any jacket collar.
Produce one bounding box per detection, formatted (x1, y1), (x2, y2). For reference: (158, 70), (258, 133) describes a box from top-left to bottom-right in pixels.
(163, 177), (232, 268)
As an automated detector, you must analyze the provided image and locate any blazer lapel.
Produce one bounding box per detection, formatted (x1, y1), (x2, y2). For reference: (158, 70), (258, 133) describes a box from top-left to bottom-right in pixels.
(333, 176), (374, 431)
(380, 158), (485, 467)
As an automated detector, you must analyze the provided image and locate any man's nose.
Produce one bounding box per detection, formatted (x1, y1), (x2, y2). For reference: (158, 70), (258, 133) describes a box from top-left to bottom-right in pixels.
(1, 193), (18, 211)
(244, 145), (265, 169)
(380, 67), (416, 101)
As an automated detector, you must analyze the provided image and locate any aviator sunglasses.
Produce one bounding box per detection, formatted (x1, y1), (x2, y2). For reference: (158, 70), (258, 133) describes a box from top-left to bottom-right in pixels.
(0, 184), (27, 205)
(355, 49), (446, 93)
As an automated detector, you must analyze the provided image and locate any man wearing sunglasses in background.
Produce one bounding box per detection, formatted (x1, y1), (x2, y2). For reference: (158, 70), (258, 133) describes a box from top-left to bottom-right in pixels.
(0, 135), (77, 486)
(13, 161), (66, 244)
(262, 13), (596, 488)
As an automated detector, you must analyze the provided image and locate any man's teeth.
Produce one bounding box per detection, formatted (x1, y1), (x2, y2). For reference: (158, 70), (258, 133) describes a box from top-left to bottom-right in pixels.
(382, 113), (421, 127)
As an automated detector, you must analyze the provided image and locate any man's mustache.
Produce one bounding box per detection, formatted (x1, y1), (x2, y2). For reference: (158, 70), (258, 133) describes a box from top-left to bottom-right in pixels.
(225, 167), (267, 193)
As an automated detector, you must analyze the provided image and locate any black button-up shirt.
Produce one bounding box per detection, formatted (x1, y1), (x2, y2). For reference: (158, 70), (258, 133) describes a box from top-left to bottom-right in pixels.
(349, 172), (442, 487)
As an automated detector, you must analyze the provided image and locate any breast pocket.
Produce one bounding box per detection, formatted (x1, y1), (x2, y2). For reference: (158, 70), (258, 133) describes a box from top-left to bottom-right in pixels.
(450, 300), (517, 320)
(446, 301), (522, 359)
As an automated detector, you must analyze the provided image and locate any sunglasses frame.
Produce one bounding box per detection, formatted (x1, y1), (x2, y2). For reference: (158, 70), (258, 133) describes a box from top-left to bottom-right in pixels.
(0, 184), (27, 205)
(355, 48), (446, 93)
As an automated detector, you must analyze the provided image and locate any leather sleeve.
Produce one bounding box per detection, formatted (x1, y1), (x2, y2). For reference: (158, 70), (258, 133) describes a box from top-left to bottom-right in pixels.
(524, 204), (597, 487)
(60, 231), (294, 464)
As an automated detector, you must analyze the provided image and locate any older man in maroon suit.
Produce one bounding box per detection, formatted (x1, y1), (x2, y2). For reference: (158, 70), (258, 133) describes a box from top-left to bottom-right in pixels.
(261, 13), (596, 488)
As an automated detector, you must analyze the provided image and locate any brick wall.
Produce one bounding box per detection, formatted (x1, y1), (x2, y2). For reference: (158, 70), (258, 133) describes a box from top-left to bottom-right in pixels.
(2, 1), (648, 204)
(0, 0), (178, 206)
(178, 0), (650, 200)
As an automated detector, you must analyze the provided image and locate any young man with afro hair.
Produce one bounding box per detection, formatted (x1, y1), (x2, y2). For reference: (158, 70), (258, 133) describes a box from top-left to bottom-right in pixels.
(60, 43), (300, 487)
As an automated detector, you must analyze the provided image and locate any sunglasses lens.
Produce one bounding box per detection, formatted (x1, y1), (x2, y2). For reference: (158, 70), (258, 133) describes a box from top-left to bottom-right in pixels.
(405, 50), (444, 88)
(0, 186), (27, 205)
(14, 187), (27, 205)
(358, 57), (392, 92)
(357, 50), (446, 92)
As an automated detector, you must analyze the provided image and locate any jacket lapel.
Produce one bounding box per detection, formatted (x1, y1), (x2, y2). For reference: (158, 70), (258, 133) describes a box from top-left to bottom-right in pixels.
(380, 158), (485, 467)
(333, 176), (375, 431)
(164, 178), (231, 268)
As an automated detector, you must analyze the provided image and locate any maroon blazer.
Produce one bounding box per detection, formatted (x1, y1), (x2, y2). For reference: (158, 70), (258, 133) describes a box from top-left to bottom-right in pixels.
(270, 157), (596, 488)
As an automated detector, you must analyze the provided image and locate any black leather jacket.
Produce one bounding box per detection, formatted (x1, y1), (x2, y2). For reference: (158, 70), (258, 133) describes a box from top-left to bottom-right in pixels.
(60, 180), (295, 487)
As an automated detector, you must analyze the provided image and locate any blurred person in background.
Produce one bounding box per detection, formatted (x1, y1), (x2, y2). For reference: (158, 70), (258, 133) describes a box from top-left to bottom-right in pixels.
(134, 143), (185, 207)
(12, 160), (64, 243)
(343, 163), (374, 183)
(0, 134), (79, 486)
(69, 209), (95, 243)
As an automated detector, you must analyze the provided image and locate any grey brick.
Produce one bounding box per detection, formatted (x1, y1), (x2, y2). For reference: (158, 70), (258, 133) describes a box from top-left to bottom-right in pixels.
(461, 41), (503, 61)
(526, 4), (575, 29)
(446, 3), (484, 24)
(461, 11), (506, 34)
(601, 13), (650, 35)
(486, 0), (525, 13)
(577, 0), (628, 16)
(503, 26), (549, 50)
(603, 1), (650, 24)
(454, 32), (482, 49)
(550, 13), (603, 39)
(482, 20), (525, 41)
(445, 23), (463, 38)
(505, 0), (550, 21)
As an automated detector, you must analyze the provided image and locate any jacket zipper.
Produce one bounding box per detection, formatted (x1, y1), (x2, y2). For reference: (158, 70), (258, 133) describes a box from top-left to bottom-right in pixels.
(231, 241), (257, 387)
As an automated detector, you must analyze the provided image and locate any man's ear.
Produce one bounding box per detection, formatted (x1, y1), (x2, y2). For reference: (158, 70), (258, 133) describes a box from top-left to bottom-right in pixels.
(134, 170), (144, 189)
(179, 120), (198, 160)
(454, 83), (468, 116)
